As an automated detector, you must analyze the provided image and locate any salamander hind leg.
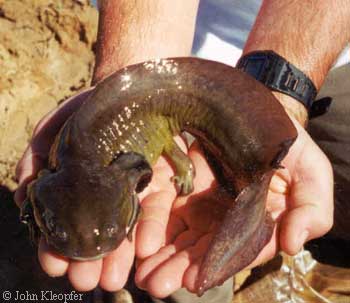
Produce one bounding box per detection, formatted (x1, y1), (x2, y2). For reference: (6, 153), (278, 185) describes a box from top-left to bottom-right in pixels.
(163, 140), (195, 195)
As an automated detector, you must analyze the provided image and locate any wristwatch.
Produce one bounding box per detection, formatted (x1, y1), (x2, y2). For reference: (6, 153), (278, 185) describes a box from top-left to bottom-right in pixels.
(236, 50), (332, 118)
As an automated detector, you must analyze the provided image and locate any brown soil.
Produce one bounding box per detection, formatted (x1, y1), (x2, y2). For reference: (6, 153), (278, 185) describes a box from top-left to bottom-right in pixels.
(0, 0), (98, 190)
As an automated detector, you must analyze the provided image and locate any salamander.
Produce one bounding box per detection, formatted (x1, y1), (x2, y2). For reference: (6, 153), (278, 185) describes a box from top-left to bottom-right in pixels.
(21, 57), (297, 296)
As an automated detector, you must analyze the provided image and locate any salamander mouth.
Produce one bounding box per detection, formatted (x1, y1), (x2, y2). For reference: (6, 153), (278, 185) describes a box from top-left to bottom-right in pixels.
(47, 240), (114, 262)
(67, 253), (108, 261)
(51, 246), (111, 261)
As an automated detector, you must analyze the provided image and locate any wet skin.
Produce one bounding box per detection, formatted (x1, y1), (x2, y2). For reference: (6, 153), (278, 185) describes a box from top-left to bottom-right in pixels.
(21, 57), (297, 295)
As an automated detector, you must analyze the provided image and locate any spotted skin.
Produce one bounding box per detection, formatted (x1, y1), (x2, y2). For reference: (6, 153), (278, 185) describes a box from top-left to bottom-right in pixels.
(21, 58), (297, 295)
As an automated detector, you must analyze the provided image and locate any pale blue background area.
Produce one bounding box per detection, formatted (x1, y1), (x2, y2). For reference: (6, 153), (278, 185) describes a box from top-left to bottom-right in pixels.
(193, 0), (260, 52)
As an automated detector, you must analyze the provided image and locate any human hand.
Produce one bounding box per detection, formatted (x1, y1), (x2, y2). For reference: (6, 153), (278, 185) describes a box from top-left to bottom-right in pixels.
(14, 88), (193, 292)
(134, 114), (334, 298)
(15, 87), (333, 297)
(15, 89), (127, 291)
(14, 89), (133, 291)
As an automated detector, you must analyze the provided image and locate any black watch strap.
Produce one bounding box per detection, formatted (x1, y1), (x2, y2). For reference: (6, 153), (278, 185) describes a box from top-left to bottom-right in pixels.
(236, 50), (332, 118)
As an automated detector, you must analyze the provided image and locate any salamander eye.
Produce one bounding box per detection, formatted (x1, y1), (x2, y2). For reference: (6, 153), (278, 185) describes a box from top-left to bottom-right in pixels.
(54, 225), (68, 241)
(42, 209), (55, 232)
(41, 209), (67, 241)
(106, 224), (119, 238)
(109, 152), (153, 192)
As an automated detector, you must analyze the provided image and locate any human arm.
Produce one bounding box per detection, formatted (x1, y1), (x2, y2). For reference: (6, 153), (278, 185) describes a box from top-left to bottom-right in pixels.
(242, 0), (350, 254)
(244, 0), (350, 125)
(93, 0), (199, 83)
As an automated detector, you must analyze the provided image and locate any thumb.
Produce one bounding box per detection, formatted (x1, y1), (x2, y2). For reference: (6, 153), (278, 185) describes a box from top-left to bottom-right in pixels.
(279, 137), (334, 255)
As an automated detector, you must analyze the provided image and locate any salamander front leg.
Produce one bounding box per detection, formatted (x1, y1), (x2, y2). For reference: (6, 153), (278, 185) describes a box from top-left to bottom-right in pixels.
(164, 141), (195, 195)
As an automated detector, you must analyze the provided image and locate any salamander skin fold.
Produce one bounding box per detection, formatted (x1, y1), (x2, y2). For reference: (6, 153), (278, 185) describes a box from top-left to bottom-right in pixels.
(21, 57), (297, 296)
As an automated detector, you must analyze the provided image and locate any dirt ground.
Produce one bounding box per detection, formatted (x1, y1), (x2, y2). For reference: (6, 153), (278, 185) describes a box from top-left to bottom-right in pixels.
(0, 0), (97, 190)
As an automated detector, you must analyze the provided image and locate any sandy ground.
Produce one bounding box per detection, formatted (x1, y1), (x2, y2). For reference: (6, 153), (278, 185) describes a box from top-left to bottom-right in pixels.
(0, 0), (97, 190)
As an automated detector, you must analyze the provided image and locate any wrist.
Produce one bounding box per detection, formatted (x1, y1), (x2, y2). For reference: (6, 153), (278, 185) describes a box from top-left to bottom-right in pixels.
(236, 50), (315, 127)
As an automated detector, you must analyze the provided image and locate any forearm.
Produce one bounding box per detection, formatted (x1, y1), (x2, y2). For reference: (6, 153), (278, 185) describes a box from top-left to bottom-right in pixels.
(244, 0), (350, 125)
(93, 0), (199, 84)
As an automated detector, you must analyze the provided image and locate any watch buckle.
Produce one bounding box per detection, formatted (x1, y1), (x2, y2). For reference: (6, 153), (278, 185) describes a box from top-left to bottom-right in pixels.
(309, 97), (332, 119)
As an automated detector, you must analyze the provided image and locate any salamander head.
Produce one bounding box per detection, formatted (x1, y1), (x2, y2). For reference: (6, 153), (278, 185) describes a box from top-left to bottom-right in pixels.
(21, 153), (152, 260)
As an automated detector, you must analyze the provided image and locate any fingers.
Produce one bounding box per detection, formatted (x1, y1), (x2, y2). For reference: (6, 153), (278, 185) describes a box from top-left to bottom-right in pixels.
(39, 236), (135, 292)
(136, 191), (176, 258)
(99, 238), (135, 291)
(39, 238), (103, 291)
(135, 136), (201, 259)
(134, 141), (221, 296)
(165, 215), (187, 244)
(136, 226), (277, 297)
(136, 232), (210, 298)
(181, 258), (201, 293)
(38, 238), (69, 277)
(68, 260), (103, 292)
(280, 200), (333, 255)
(280, 134), (334, 255)
(136, 230), (202, 288)
(136, 152), (177, 258)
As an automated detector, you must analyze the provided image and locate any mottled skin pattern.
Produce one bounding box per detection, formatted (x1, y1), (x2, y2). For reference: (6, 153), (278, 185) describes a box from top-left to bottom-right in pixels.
(21, 58), (297, 295)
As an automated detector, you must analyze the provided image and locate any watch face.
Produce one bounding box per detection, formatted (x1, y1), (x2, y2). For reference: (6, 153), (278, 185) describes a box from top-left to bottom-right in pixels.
(244, 57), (266, 79)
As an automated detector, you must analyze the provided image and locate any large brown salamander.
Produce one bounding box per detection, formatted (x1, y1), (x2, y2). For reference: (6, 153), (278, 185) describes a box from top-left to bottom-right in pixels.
(21, 57), (297, 295)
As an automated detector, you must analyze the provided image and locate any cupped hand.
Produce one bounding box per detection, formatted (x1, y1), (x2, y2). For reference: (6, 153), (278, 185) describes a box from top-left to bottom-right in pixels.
(15, 89), (131, 291)
(134, 118), (334, 298)
(16, 89), (211, 296)
(14, 89), (179, 292)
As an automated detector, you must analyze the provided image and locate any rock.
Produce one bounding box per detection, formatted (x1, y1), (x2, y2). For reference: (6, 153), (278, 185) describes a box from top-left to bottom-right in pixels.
(0, 0), (98, 190)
